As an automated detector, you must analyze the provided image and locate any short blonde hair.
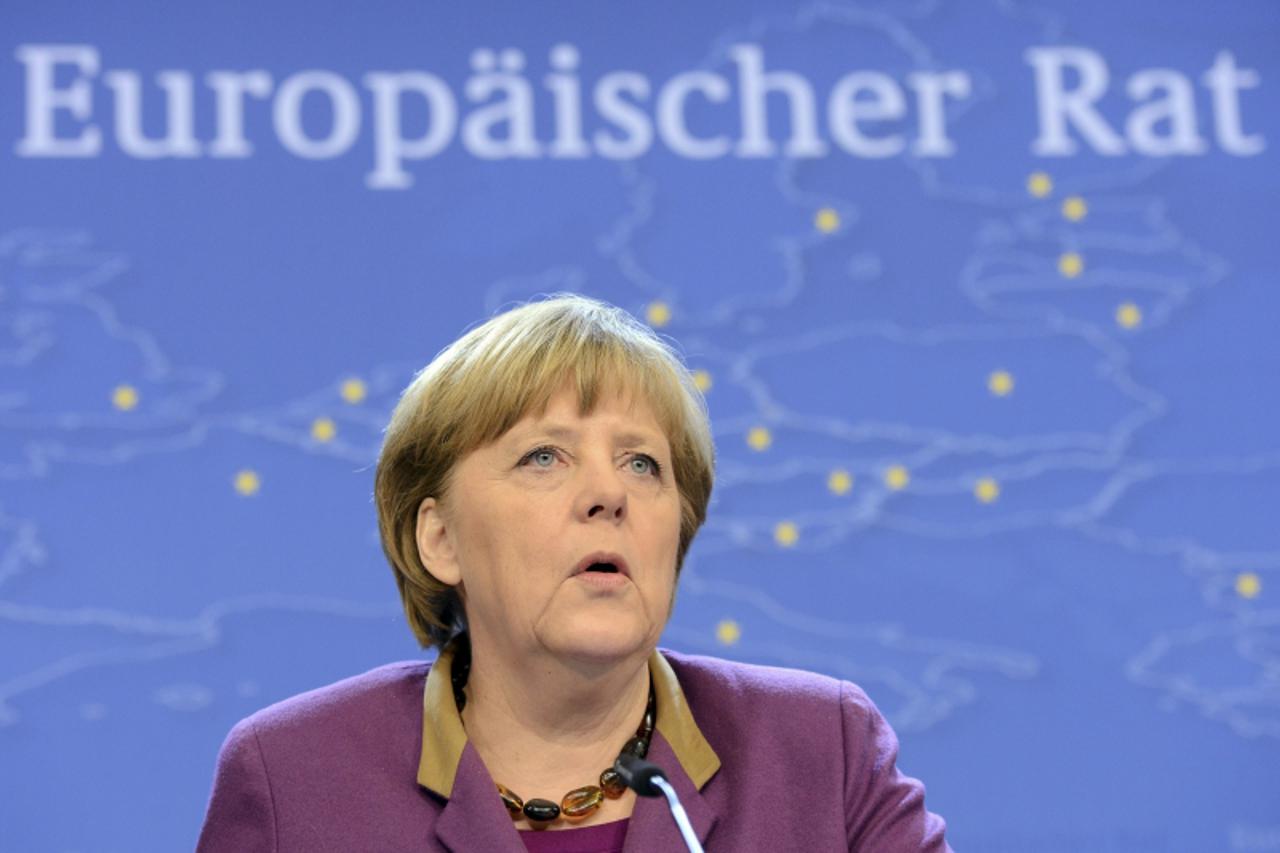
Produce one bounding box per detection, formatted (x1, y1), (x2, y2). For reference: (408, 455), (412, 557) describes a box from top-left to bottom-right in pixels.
(374, 294), (716, 650)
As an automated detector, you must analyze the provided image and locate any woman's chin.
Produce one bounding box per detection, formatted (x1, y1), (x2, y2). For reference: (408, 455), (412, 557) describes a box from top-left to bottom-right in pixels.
(540, 616), (654, 663)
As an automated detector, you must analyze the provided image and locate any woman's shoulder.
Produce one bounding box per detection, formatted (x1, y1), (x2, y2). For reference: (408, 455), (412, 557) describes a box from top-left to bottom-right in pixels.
(201, 661), (441, 849)
(657, 649), (908, 794)
(657, 651), (951, 850)
(233, 659), (430, 745)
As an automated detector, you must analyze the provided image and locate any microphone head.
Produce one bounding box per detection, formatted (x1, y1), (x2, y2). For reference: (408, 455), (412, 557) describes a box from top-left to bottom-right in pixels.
(613, 754), (666, 797)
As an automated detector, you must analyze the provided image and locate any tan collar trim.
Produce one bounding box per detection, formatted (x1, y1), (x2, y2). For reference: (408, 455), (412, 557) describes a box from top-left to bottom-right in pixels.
(417, 637), (468, 797)
(417, 640), (722, 798)
(649, 649), (721, 788)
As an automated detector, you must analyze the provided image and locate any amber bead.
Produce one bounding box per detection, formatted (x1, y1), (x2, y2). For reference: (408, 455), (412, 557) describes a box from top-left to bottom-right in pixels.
(523, 798), (561, 822)
(561, 785), (604, 820)
(497, 784), (524, 817)
(599, 767), (628, 799)
(621, 735), (649, 759)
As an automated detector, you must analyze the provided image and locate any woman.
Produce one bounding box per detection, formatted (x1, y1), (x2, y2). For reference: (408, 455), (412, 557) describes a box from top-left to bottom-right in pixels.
(197, 294), (952, 852)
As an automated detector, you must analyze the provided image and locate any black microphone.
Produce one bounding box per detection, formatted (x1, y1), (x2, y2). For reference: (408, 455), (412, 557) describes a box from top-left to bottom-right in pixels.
(613, 753), (665, 797)
(614, 754), (705, 852)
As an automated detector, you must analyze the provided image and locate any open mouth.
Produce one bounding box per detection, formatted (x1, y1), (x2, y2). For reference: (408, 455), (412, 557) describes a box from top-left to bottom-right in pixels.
(573, 553), (630, 578)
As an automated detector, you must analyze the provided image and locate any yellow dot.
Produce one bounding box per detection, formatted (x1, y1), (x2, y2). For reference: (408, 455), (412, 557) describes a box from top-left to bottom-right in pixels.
(987, 370), (1015, 397)
(692, 369), (713, 393)
(715, 619), (742, 646)
(111, 384), (139, 411)
(746, 426), (772, 451)
(814, 207), (840, 233)
(233, 469), (261, 496)
(1027, 171), (1052, 198)
(974, 477), (1000, 503)
(1058, 252), (1084, 278)
(884, 465), (910, 490)
(311, 417), (337, 442)
(645, 301), (671, 328)
(1235, 573), (1261, 600)
(774, 521), (799, 547)
(827, 469), (853, 495)
(1116, 302), (1142, 329)
(1062, 196), (1087, 221)
(340, 378), (367, 404)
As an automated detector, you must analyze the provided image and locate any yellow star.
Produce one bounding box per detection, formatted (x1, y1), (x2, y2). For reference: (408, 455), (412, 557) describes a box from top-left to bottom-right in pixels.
(1116, 302), (1142, 329)
(311, 417), (337, 442)
(815, 207), (840, 234)
(1062, 196), (1087, 222)
(974, 477), (1000, 503)
(233, 469), (261, 496)
(1235, 573), (1261, 599)
(827, 469), (853, 495)
(1058, 252), (1084, 278)
(884, 465), (910, 490)
(988, 370), (1015, 397)
(746, 426), (772, 451)
(1026, 172), (1052, 198)
(692, 369), (713, 393)
(774, 521), (799, 547)
(715, 619), (742, 646)
(340, 378), (367, 404)
(645, 301), (671, 328)
(111, 384), (139, 411)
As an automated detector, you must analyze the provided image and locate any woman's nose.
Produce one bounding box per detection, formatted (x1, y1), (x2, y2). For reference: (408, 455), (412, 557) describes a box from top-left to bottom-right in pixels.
(577, 456), (627, 522)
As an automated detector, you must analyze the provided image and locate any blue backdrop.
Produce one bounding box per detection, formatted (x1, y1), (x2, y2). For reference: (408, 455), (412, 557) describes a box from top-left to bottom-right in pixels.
(2, 1), (1278, 850)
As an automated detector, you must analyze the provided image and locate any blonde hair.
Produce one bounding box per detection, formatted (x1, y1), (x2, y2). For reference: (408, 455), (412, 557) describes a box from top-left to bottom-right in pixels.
(374, 294), (716, 649)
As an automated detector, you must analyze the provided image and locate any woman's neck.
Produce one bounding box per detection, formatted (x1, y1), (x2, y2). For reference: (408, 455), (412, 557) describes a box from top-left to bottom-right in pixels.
(456, 634), (653, 816)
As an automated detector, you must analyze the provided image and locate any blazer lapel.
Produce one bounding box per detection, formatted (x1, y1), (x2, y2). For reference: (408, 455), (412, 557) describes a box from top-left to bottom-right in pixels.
(621, 730), (720, 852)
(433, 743), (527, 853)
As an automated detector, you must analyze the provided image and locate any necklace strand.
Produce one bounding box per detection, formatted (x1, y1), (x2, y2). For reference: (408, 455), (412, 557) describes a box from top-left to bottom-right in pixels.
(449, 636), (655, 826)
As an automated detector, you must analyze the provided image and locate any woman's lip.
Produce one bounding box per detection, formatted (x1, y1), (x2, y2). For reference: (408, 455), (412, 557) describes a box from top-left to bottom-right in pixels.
(573, 571), (630, 589)
(572, 552), (631, 578)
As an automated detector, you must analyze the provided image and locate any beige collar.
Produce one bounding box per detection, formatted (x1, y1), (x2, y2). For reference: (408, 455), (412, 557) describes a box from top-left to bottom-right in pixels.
(417, 638), (721, 798)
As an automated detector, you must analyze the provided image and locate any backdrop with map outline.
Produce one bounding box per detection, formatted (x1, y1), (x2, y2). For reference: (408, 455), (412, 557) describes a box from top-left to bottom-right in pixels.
(2, 1), (1278, 851)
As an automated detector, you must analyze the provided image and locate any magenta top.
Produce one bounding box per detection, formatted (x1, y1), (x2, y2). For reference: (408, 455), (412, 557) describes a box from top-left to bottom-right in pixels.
(196, 648), (952, 851)
(518, 819), (629, 852)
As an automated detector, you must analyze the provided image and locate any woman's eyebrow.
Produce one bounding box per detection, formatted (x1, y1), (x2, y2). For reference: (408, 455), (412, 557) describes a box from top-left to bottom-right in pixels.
(516, 424), (664, 447)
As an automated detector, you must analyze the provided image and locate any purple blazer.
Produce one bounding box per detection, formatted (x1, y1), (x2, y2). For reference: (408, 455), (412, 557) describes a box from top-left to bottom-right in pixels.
(197, 643), (951, 851)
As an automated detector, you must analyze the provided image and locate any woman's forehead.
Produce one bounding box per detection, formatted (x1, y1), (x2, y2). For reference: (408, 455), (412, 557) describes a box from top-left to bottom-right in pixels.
(508, 384), (669, 438)
(561, 380), (651, 411)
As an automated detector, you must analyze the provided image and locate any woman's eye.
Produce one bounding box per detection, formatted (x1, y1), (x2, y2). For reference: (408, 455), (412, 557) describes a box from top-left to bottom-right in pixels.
(630, 454), (662, 477)
(522, 447), (559, 468)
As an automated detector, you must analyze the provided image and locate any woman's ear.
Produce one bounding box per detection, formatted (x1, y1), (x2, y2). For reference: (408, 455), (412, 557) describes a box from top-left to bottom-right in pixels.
(416, 496), (462, 586)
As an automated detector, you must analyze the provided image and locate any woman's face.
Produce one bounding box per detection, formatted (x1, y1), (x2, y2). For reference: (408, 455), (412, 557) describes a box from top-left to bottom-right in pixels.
(416, 382), (683, 666)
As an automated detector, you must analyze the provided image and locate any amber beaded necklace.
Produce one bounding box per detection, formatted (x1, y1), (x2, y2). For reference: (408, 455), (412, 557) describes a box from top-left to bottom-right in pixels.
(449, 634), (656, 825)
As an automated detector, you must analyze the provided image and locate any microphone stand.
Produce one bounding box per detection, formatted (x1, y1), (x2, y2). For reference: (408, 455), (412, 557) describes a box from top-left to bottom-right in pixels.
(614, 754), (705, 853)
